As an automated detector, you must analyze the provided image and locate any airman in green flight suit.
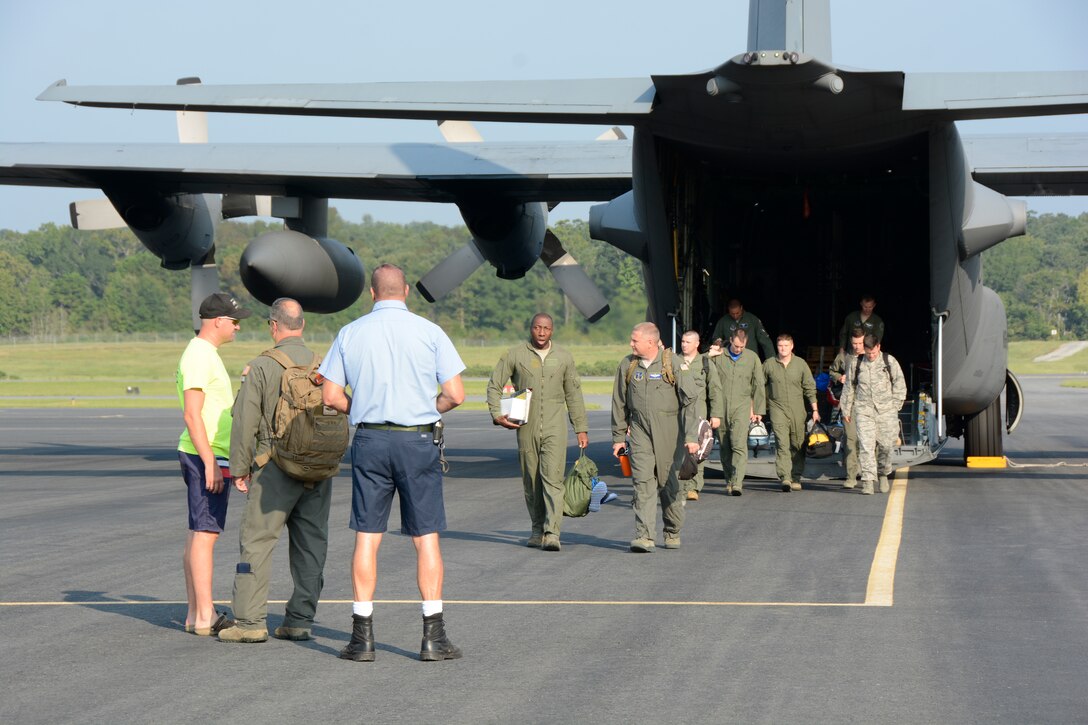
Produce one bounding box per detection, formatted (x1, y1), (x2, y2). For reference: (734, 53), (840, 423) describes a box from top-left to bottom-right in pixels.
(679, 330), (710, 501)
(710, 298), (775, 361)
(763, 333), (819, 492)
(707, 328), (766, 495)
(611, 322), (700, 552)
(487, 313), (588, 552)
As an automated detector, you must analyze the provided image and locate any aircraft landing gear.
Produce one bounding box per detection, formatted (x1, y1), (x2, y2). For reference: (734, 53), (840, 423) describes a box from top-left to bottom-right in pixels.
(963, 395), (1003, 461)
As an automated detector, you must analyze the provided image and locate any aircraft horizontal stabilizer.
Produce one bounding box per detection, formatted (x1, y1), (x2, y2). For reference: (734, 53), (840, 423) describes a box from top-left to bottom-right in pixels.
(903, 71), (1088, 120)
(963, 133), (1088, 196)
(38, 78), (656, 125)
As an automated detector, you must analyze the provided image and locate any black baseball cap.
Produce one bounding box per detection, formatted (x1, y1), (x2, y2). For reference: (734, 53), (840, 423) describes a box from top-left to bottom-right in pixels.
(198, 292), (252, 320)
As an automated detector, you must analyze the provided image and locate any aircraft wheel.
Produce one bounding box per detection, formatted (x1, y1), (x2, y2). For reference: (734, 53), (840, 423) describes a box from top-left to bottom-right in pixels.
(963, 395), (1003, 461)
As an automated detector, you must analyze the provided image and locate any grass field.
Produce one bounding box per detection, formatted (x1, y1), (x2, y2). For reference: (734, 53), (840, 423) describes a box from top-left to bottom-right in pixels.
(1, 339), (1083, 408)
(0, 340), (625, 408)
(1005, 341), (1088, 375)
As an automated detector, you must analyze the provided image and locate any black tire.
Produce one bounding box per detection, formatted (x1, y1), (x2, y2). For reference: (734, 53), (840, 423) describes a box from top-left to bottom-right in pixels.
(964, 395), (1003, 460)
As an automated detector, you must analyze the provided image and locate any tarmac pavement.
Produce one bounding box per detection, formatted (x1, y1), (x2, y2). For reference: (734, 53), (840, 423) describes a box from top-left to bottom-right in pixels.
(1, 375), (1086, 724)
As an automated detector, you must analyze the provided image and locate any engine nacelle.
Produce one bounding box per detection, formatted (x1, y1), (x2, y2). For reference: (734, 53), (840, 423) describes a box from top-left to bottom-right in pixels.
(103, 189), (220, 269)
(457, 200), (547, 280)
(240, 231), (365, 313)
(959, 179), (1028, 260)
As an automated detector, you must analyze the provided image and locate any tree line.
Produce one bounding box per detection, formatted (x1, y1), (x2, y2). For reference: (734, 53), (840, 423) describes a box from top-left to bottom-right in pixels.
(0, 212), (648, 342)
(982, 212), (1088, 339)
(1, 210), (1085, 341)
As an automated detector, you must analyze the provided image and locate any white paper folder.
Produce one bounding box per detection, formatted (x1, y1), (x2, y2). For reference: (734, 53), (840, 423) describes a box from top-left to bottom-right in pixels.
(500, 389), (532, 425)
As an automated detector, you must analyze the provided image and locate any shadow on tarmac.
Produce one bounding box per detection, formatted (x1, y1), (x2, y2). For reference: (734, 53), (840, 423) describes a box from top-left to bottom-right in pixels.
(63, 590), (185, 633)
(0, 443), (175, 460)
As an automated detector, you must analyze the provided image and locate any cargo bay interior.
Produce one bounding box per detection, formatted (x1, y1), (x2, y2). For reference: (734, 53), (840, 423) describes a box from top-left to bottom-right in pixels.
(664, 133), (933, 392)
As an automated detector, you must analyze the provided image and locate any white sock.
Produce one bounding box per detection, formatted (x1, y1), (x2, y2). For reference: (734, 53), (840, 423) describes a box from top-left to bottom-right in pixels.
(352, 601), (373, 617)
(421, 600), (443, 617)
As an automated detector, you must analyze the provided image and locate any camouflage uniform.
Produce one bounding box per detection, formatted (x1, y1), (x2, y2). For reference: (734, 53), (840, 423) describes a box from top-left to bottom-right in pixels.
(707, 348), (766, 492)
(763, 356), (817, 486)
(829, 349), (860, 485)
(710, 311), (775, 361)
(839, 352), (906, 493)
(611, 351), (697, 543)
(486, 342), (588, 540)
(678, 352), (709, 493)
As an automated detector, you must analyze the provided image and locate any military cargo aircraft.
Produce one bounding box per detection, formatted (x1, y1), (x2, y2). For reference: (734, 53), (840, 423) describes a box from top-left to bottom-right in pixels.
(1, 0), (1086, 464)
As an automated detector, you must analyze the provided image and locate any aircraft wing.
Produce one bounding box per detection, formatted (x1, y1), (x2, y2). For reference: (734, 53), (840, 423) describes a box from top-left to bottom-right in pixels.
(37, 78), (656, 125)
(903, 71), (1088, 120)
(963, 133), (1088, 197)
(37, 71), (1088, 127)
(0, 140), (633, 203)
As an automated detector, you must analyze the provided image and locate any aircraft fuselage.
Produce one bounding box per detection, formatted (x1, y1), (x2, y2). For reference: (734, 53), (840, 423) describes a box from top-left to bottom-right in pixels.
(593, 53), (1023, 456)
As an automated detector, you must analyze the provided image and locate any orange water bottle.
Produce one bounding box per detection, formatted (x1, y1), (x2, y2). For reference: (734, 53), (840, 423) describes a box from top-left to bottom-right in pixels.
(618, 443), (633, 477)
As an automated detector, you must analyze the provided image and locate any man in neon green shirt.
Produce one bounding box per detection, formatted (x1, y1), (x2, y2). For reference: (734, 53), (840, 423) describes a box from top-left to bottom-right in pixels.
(176, 292), (250, 635)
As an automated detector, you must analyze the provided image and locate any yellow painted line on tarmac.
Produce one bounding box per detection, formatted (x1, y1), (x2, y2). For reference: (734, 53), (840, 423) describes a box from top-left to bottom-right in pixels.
(4, 477), (909, 610)
(864, 468), (908, 606)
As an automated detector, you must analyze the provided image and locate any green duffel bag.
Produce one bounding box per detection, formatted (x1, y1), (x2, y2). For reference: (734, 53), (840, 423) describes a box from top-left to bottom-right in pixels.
(562, 449), (598, 518)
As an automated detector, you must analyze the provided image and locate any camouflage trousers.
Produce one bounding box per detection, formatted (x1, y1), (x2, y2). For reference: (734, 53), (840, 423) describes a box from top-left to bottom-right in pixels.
(843, 415), (858, 482)
(855, 408), (898, 483)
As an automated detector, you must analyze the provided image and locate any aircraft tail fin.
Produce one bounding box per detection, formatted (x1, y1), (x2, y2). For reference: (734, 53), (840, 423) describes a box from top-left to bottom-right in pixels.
(747, 0), (831, 61)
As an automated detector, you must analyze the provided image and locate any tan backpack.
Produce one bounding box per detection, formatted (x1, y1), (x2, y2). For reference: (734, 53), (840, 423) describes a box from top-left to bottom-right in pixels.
(255, 348), (350, 483)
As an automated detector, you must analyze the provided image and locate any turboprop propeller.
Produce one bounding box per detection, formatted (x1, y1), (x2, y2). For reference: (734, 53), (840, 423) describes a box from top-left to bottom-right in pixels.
(414, 121), (612, 322)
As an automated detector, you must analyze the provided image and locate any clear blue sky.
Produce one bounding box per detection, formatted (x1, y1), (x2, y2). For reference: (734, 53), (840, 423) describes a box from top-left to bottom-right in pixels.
(1, 0), (1085, 232)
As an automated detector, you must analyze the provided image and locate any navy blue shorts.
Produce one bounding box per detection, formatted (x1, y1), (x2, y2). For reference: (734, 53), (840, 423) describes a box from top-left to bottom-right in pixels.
(349, 427), (446, 537)
(178, 451), (231, 533)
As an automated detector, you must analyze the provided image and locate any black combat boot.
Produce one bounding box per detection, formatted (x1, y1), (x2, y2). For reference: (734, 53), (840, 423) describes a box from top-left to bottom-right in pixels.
(339, 614), (375, 662)
(419, 612), (462, 661)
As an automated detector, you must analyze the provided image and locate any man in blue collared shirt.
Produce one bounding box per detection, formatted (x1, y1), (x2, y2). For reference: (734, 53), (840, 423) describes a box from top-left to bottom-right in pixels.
(321, 263), (466, 663)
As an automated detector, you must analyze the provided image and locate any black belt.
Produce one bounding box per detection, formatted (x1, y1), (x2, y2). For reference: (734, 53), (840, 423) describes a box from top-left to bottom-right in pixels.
(360, 422), (435, 432)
